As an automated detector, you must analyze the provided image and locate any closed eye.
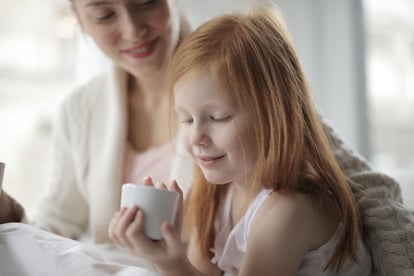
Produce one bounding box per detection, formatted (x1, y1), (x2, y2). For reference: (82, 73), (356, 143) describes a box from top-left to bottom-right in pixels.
(97, 12), (114, 21)
(210, 115), (232, 123)
(180, 118), (193, 124)
(139, 0), (156, 7)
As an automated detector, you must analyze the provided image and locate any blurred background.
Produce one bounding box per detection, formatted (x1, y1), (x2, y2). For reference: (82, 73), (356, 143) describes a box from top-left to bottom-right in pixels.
(1, 0), (413, 213)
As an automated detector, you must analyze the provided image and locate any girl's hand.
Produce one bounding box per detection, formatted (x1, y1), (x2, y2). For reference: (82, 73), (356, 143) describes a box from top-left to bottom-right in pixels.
(108, 178), (186, 271)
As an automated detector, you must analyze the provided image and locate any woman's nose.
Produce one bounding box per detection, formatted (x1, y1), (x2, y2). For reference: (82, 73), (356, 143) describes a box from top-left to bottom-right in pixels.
(121, 12), (147, 41)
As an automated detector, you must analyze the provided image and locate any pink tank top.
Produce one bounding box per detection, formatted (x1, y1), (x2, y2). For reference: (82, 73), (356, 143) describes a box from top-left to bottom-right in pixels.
(123, 142), (175, 185)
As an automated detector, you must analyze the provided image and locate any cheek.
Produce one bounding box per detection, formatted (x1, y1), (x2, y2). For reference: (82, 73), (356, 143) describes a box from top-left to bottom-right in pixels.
(86, 25), (117, 53)
(229, 126), (257, 163)
(178, 128), (192, 154)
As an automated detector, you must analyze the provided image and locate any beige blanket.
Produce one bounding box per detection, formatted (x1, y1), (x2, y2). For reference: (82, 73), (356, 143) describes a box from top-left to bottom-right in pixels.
(326, 122), (414, 276)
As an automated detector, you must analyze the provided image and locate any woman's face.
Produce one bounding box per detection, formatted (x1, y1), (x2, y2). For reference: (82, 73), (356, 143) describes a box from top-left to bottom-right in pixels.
(73, 0), (180, 78)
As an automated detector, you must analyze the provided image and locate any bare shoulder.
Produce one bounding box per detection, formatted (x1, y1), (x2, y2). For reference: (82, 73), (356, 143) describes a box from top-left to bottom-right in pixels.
(239, 192), (339, 275)
(252, 192), (339, 249)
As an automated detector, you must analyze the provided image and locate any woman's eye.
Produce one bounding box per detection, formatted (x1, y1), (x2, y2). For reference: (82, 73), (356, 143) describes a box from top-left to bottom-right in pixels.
(180, 118), (193, 124)
(136, 0), (156, 7)
(97, 12), (114, 21)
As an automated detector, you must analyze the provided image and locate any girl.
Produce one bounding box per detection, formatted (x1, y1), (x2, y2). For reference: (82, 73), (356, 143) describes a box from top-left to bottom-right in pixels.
(109, 6), (372, 275)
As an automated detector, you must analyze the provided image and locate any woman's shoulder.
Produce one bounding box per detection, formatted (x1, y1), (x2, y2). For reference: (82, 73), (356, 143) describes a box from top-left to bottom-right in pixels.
(60, 65), (126, 118)
(53, 69), (119, 134)
(64, 73), (109, 109)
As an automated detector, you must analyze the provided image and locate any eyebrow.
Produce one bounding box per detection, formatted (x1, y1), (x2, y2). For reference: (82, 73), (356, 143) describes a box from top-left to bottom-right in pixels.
(84, 0), (114, 7)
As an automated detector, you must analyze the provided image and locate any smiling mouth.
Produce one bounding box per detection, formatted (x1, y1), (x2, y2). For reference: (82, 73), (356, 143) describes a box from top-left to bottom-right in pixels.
(129, 45), (151, 54)
(197, 155), (225, 166)
(122, 38), (158, 58)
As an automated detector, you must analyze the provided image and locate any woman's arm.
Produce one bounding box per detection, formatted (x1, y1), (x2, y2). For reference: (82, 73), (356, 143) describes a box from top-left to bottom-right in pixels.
(322, 119), (414, 275)
(29, 92), (89, 239)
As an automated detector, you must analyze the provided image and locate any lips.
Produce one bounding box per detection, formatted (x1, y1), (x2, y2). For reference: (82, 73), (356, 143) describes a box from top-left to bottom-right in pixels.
(122, 38), (159, 59)
(196, 155), (225, 167)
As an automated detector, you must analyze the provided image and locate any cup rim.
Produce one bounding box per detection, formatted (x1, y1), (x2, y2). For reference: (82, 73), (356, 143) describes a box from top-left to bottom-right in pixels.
(121, 183), (178, 195)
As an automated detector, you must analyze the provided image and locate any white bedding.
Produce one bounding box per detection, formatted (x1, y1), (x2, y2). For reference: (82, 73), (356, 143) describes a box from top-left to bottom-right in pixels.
(0, 223), (160, 276)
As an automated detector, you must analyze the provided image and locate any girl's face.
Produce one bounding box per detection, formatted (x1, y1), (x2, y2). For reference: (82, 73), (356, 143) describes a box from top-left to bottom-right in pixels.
(73, 0), (180, 78)
(174, 71), (257, 187)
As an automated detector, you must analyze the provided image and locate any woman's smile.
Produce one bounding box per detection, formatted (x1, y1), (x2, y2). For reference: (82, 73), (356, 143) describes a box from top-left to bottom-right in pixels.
(121, 37), (159, 59)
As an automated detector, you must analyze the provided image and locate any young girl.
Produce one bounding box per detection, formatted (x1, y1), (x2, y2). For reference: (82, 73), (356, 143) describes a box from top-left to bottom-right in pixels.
(108, 6), (372, 275)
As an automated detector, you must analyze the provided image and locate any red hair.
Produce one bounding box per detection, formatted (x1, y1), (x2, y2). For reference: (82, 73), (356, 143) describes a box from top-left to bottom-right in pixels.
(169, 6), (361, 272)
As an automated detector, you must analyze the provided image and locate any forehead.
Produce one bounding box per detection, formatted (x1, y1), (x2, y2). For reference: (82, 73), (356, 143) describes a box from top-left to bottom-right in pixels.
(174, 71), (229, 106)
(75, 0), (161, 7)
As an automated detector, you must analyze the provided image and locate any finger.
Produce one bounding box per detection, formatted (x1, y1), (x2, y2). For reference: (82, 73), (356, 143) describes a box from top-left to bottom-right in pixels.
(108, 208), (127, 243)
(169, 180), (183, 195)
(170, 180), (184, 230)
(142, 176), (154, 186)
(108, 210), (122, 241)
(125, 210), (146, 250)
(155, 182), (168, 190)
(114, 206), (139, 250)
(127, 210), (162, 257)
(161, 222), (183, 254)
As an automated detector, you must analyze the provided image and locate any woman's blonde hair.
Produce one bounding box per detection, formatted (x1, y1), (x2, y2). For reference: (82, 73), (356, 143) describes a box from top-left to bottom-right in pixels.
(169, 5), (361, 272)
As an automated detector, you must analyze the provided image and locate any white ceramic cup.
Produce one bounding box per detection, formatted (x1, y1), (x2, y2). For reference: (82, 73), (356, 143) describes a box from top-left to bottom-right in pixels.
(0, 162), (5, 190)
(120, 183), (180, 241)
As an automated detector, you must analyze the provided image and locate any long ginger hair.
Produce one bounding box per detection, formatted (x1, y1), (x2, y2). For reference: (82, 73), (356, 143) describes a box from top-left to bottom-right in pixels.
(168, 5), (361, 272)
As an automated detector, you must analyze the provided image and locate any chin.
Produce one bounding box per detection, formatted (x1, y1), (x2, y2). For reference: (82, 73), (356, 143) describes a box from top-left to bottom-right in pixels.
(204, 176), (230, 185)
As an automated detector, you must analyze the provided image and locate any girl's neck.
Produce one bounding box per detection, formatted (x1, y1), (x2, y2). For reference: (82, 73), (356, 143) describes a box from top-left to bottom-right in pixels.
(230, 182), (250, 228)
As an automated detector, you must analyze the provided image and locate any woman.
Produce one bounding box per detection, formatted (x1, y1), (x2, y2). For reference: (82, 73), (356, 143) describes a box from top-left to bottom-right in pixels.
(0, 0), (412, 274)
(0, 0), (190, 242)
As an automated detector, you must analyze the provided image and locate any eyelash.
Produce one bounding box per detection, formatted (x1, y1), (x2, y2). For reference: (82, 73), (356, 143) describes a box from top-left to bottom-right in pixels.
(180, 116), (232, 124)
(210, 115), (231, 123)
(97, 13), (114, 22)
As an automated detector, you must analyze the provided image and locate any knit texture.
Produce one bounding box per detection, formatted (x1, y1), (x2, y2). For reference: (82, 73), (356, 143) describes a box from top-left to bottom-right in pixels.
(325, 121), (414, 276)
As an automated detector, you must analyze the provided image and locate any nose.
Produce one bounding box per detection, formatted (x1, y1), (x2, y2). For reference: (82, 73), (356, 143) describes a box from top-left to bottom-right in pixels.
(189, 121), (209, 147)
(121, 11), (147, 41)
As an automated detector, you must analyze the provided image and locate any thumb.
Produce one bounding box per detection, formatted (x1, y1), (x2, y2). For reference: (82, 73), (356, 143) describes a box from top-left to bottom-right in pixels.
(169, 180), (184, 231)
